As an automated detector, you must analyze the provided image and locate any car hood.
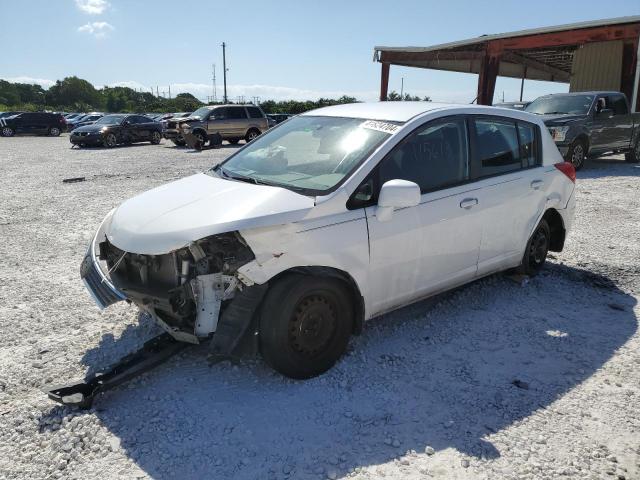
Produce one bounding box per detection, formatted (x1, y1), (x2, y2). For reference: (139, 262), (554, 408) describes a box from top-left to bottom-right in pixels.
(105, 173), (315, 254)
(536, 113), (587, 125)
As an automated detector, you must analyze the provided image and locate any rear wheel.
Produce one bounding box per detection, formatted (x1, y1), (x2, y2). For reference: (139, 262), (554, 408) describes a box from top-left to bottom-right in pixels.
(49, 126), (61, 137)
(103, 133), (117, 148)
(150, 131), (162, 145)
(228, 138), (240, 145)
(566, 138), (586, 170)
(517, 219), (551, 277)
(1, 127), (15, 137)
(259, 274), (353, 379)
(625, 138), (640, 163)
(245, 128), (260, 143)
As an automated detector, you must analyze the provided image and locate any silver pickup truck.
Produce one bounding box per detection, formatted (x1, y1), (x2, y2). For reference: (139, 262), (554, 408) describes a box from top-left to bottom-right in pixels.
(163, 104), (269, 147)
(525, 92), (640, 169)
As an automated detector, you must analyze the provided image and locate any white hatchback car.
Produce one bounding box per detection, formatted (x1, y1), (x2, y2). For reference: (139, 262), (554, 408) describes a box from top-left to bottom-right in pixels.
(82, 102), (576, 379)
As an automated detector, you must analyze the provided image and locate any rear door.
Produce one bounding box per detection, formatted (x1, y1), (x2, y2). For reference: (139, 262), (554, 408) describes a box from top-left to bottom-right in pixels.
(469, 116), (547, 276)
(207, 107), (233, 137)
(133, 115), (152, 140)
(365, 116), (482, 315)
(606, 93), (633, 149)
(226, 106), (249, 136)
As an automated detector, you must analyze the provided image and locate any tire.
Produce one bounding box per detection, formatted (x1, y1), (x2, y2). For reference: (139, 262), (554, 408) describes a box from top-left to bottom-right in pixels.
(172, 139), (186, 147)
(245, 128), (261, 143)
(193, 130), (208, 146)
(150, 131), (162, 145)
(625, 138), (640, 163)
(566, 138), (586, 170)
(517, 219), (551, 277)
(48, 126), (61, 137)
(228, 138), (240, 145)
(103, 132), (117, 148)
(1, 127), (15, 137)
(259, 274), (353, 379)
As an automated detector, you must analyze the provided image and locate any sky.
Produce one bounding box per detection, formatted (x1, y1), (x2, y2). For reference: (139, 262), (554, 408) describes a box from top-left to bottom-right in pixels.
(1, 0), (638, 104)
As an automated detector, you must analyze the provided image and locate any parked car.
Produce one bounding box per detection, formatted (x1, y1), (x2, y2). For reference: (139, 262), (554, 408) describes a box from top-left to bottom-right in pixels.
(69, 114), (162, 148)
(80, 102), (576, 379)
(64, 113), (84, 121)
(68, 113), (104, 131)
(495, 101), (530, 110)
(266, 113), (293, 127)
(0, 112), (66, 137)
(525, 92), (640, 169)
(164, 105), (268, 146)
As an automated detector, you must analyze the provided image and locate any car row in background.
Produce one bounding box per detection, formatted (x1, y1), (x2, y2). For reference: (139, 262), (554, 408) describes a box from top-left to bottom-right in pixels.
(70, 114), (163, 148)
(266, 113), (293, 127)
(66, 112), (105, 131)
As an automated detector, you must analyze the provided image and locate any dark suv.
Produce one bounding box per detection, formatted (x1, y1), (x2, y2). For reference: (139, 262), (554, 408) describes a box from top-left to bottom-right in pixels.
(0, 112), (66, 137)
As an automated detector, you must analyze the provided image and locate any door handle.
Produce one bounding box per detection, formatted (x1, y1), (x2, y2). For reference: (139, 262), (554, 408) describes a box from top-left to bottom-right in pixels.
(530, 180), (544, 190)
(460, 198), (478, 209)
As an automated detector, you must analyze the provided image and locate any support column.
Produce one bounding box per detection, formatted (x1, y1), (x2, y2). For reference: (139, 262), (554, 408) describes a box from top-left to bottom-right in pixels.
(380, 62), (390, 101)
(477, 48), (501, 105)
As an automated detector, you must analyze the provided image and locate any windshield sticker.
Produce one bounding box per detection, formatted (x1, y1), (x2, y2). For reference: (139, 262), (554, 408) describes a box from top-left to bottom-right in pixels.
(362, 120), (400, 134)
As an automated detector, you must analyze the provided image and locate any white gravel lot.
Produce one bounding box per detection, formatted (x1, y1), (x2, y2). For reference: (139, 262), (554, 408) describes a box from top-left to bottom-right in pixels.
(0, 135), (639, 480)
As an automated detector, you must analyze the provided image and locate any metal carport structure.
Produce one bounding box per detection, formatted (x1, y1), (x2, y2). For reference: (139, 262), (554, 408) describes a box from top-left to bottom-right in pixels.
(374, 16), (640, 111)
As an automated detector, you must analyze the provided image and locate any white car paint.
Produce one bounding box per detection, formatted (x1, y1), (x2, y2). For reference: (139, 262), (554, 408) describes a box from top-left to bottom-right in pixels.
(89, 101), (576, 336)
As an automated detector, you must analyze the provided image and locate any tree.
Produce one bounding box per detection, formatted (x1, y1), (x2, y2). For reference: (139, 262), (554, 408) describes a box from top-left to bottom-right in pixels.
(47, 76), (100, 109)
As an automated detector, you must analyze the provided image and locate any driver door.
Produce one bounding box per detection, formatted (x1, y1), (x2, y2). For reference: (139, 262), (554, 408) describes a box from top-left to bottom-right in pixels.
(364, 116), (482, 315)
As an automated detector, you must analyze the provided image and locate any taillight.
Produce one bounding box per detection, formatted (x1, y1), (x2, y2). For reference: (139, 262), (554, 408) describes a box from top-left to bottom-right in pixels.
(554, 162), (576, 183)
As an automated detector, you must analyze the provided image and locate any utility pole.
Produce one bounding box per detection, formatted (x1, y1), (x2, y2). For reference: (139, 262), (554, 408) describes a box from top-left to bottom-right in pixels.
(156, 86), (159, 97)
(400, 77), (404, 100)
(168, 85), (171, 99)
(222, 42), (228, 104)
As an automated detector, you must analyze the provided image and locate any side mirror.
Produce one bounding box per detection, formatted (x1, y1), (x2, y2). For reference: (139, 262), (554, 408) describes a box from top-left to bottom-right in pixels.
(123, 120), (131, 126)
(597, 108), (614, 118)
(377, 179), (421, 222)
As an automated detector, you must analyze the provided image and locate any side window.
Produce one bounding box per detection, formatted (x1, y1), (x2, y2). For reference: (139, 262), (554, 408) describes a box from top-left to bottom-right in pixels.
(607, 95), (628, 115)
(473, 118), (522, 177)
(212, 107), (227, 119)
(378, 117), (469, 193)
(227, 107), (248, 119)
(246, 107), (263, 119)
(517, 122), (539, 168)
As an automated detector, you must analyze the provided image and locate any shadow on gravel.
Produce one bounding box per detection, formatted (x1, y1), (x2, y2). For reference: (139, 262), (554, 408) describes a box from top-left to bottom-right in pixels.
(39, 263), (638, 479)
(578, 157), (640, 179)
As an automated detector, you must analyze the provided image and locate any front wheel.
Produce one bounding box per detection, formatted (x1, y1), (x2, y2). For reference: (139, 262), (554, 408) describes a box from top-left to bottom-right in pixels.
(566, 139), (586, 170)
(1, 127), (15, 137)
(245, 128), (261, 143)
(150, 131), (162, 144)
(517, 219), (551, 277)
(103, 132), (117, 148)
(625, 138), (640, 163)
(259, 274), (353, 379)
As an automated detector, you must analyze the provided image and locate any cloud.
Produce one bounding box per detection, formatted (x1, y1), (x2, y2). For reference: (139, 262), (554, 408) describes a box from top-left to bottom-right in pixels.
(75, 0), (109, 14)
(78, 21), (114, 39)
(1, 76), (56, 88)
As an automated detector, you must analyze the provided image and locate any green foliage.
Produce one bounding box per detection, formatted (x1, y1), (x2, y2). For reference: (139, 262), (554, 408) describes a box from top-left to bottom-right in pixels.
(0, 76), (431, 115)
(387, 91), (431, 102)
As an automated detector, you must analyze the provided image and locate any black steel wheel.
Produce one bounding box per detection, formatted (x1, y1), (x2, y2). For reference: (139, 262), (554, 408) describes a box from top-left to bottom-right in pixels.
(259, 274), (353, 379)
(518, 218), (551, 277)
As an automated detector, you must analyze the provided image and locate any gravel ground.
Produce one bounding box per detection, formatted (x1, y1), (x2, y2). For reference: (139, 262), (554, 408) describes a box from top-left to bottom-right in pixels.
(0, 135), (638, 480)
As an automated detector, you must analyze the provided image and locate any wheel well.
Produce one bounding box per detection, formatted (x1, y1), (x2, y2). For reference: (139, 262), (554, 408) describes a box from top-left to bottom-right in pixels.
(267, 266), (365, 335)
(542, 208), (565, 252)
(192, 128), (208, 138)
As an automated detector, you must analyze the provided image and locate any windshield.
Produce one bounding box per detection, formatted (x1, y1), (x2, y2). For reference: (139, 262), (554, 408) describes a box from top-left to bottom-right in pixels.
(212, 116), (399, 195)
(189, 107), (212, 119)
(526, 94), (594, 115)
(95, 114), (126, 125)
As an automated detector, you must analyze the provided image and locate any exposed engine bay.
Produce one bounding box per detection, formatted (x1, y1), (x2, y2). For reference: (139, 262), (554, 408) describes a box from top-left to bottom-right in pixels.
(97, 232), (255, 343)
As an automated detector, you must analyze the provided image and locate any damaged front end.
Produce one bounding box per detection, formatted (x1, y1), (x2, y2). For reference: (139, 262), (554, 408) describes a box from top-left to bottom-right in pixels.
(81, 227), (259, 348)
